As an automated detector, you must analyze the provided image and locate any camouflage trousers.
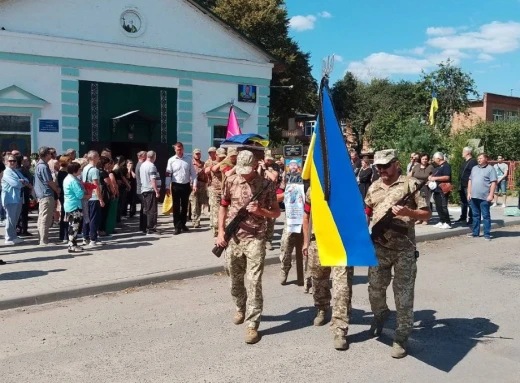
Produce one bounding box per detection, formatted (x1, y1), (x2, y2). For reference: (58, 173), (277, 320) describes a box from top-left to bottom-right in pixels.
(208, 187), (220, 237)
(225, 237), (266, 329)
(368, 244), (417, 343)
(309, 240), (354, 336)
(280, 222), (311, 287)
(265, 218), (275, 244)
(190, 183), (208, 226)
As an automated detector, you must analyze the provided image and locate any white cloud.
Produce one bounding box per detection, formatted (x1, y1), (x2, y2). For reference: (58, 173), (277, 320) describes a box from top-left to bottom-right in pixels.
(477, 53), (495, 62)
(347, 53), (433, 80)
(318, 11), (332, 18)
(334, 55), (343, 62)
(426, 27), (457, 36)
(289, 15), (317, 32)
(426, 49), (467, 65)
(426, 21), (520, 54)
(395, 46), (426, 55)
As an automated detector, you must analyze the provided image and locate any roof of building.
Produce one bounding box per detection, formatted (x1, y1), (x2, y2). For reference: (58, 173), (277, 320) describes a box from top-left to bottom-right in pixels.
(187, 0), (282, 69)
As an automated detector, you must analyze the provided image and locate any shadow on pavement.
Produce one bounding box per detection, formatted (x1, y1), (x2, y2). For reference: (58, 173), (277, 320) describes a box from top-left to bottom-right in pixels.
(0, 268), (67, 281)
(10, 253), (93, 264)
(490, 230), (520, 238)
(261, 306), (314, 336)
(372, 309), (501, 373)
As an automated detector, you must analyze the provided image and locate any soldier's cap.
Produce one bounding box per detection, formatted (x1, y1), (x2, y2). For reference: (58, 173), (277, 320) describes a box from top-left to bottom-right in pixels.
(227, 147), (238, 156)
(216, 148), (227, 158)
(373, 149), (398, 166)
(208, 146), (217, 153)
(193, 148), (201, 154)
(235, 150), (256, 175)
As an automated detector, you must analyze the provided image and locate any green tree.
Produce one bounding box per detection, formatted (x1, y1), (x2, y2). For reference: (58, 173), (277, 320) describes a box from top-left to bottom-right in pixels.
(419, 59), (479, 133)
(212, 0), (318, 143)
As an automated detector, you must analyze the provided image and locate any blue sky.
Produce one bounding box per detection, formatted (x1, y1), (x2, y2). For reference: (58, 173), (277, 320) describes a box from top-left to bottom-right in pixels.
(285, 0), (520, 97)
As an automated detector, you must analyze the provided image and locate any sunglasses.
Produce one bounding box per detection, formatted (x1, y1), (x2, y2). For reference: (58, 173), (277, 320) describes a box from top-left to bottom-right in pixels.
(376, 161), (396, 170)
(7, 159), (16, 163)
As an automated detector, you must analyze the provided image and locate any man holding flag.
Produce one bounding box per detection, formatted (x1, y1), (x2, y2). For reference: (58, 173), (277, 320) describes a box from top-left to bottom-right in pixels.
(365, 149), (431, 358)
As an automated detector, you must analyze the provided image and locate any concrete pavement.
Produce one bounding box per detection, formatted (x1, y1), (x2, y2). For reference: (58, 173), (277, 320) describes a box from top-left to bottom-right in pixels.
(1, 227), (520, 382)
(0, 204), (519, 311)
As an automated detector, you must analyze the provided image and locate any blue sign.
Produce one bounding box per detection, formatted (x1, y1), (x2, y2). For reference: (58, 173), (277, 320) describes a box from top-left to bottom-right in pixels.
(39, 119), (60, 133)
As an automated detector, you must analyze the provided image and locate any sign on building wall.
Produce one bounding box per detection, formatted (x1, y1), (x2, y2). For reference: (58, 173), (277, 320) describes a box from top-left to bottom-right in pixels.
(39, 119), (60, 133)
(238, 84), (257, 103)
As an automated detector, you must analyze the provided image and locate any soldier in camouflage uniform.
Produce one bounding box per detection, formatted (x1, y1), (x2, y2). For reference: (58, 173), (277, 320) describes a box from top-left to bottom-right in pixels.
(258, 150), (280, 250)
(208, 148), (226, 237)
(365, 149), (431, 359)
(302, 186), (354, 350)
(203, 147), (217, 215)
(189, 149), (208, 228)
(217, 150), (280, 344)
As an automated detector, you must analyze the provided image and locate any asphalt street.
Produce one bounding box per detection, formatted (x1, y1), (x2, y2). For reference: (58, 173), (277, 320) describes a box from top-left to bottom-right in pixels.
(1, 227), (520, 383)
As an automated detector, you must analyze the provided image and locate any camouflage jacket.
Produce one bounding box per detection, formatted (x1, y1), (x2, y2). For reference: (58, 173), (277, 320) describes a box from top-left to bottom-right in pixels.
(365, 175), (428, 251)
(222, 173), (276, 240)
(210, 160), (224, 194)
(204, 158), (213, 187)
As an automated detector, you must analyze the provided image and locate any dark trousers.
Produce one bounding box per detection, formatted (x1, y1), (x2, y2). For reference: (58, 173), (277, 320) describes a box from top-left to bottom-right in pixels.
(17, 196), (30, 233)
(138, 194), (147, 232)
(117, 186), (127, 223)
(171, 182), (191, 228)
(141, 191), (158, 231)
(59, 199), (69, 241)
(459, 187), (472, 221)
(83, 200), (100, 241)
(433, 192), (451, 224)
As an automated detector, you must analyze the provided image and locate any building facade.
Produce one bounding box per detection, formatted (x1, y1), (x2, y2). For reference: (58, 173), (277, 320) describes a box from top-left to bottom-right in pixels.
(0, 0), (274, 168)
(452, 93), (520, 132)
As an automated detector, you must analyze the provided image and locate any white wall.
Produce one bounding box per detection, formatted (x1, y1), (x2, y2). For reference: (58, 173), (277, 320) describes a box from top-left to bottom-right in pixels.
(0, 0), (268, 64)
(191, 79), (261, 154)
(0, 61), (62, 151)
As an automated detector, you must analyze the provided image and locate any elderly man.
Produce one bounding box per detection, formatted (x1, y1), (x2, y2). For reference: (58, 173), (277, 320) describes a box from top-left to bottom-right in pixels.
(34, 147), (61, 245)
(140, 151), (161, 235)
(217, 150), (280, 344)
(468, 153), (497, 241)
(365, 149), (431, 358)
(429, 152), (452, 229)
(165, 142), (198, 235)
(82, 150), (105, 247)
(135, 151), (148, 233)
(66, 149), (77, 161)
(457, 147), (477, 225)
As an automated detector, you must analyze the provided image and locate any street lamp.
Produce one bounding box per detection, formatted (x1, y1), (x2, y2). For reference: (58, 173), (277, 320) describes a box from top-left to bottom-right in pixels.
(270, 85), (294, 89)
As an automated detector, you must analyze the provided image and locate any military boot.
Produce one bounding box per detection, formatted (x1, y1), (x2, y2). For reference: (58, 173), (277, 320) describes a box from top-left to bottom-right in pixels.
(232, 311), (245, 325)
(245, 327), (260, 344)
(391, 340), (407, 359)
(334, 334), (348, 351)
(370, 309), (390, 337)
(279, 270), (288, 285)
(313, 309), (328, 326)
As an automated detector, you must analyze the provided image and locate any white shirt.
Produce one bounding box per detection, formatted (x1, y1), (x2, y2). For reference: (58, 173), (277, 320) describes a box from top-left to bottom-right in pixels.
(165, 155), (197, 187)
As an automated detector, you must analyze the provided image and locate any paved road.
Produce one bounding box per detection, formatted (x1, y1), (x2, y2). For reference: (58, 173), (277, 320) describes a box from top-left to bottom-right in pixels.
(1, 227), (519, 382)
(1, 205), (519, 309)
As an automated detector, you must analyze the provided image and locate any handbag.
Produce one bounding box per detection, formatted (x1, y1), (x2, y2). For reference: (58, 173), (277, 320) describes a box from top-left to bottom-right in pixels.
(162, 187), (173, 215)
(439, 182), (453, 194)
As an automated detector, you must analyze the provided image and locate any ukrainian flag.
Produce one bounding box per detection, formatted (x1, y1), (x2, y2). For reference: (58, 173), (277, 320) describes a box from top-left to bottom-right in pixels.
(429, 91), (439, 126)
(302, 77), (377, 267)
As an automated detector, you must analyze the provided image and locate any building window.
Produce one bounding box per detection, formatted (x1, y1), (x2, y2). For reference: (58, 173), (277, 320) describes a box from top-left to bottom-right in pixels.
(304, 121), (316, 136)
(213, 125), (227, 148)
(493, 109), (505, 121)
(0, 115), (31, 155)
(506, 111), (519, 121)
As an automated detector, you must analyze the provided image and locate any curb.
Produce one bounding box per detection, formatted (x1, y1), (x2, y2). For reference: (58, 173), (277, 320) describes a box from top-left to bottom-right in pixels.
(2, 218), (519, 311)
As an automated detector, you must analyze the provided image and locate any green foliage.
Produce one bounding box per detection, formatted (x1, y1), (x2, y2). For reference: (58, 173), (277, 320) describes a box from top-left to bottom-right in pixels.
(394, 119), (444, 156)
(418, 59), (479, 133)
(212, 0), (318, 144)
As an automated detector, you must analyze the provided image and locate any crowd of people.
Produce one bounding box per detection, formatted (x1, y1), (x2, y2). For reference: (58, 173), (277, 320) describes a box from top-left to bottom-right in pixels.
(351, 148), (515, 234)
